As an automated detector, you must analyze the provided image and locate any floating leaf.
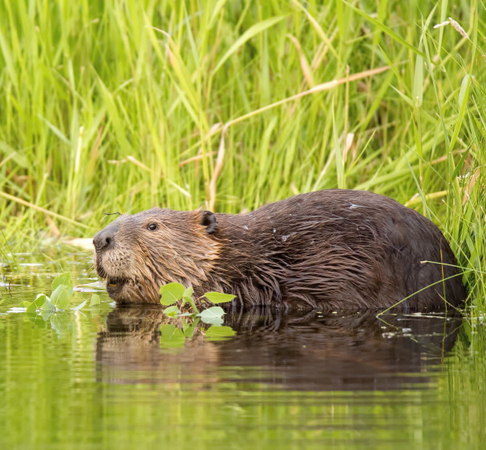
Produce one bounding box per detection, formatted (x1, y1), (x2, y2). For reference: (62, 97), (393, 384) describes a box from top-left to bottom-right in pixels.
(205, 326), (236, 340)
(204, 292), (236, 304)
(52, 273), (73, 295)
(198, 306), (225, 325)
(89, 294), (101, 307)
(160, 282), (185, 306)
(41, 298), (55, 312)
(72, 300), (88, 311)
(201, 316), (224, 326)
(50, 285), (70, 310)
(199, 306), (225, 318)
(26, 294), (47, 314)
(163, 305), (180, 317)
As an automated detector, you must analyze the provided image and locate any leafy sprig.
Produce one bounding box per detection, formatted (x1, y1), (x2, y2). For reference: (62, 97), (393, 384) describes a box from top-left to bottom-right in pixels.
(160, 282), (235, 324)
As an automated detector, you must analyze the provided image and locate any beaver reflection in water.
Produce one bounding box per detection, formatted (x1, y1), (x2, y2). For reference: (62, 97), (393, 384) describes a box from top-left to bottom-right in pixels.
(93, 190), (466, 311)
(96, 307), (462, 390)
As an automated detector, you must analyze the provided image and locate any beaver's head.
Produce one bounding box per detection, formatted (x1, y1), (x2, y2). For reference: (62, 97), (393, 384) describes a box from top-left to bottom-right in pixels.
(93, 208), (220, 303)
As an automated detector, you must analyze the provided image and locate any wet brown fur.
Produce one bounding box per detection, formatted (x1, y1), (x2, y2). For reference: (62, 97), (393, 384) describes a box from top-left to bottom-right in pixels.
(93, 190), (466, 311)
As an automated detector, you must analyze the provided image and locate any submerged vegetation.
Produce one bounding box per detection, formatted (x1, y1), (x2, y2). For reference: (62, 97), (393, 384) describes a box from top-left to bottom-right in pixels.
(0, 1), (484, 306)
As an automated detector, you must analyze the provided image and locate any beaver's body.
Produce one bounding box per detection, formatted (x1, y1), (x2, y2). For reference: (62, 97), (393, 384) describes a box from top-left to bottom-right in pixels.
(93, 190), (466, 311)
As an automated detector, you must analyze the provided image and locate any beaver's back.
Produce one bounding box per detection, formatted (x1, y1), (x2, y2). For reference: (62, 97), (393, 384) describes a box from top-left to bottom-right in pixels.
(213, 190), (466, 311)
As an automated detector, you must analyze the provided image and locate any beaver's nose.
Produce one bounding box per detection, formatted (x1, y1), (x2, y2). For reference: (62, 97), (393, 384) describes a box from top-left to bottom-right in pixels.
(93, 226), (117, 252)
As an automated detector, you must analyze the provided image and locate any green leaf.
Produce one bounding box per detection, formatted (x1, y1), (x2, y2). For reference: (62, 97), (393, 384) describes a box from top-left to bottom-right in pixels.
(0, 142), (29, 168)
(205, 326), (236, 340)
(163, 305), (180, 317)
(201, 316), (224, 326)
(20, 301), (32, 308)
(204, 292), (236, 304)
(52, 273), (73, 295)
(50, 285), (71, 310)
(390, 85), (415, 107)
(72, 300), (88, 311)
(160, 282), (185, 306)
(181, 286), (195, 309)
(89, 294), (101, 307)
(182, 318), (200, 337)
(458, 74), (470, 107)
(159, 324), (185, 348)
(26, 294), (47, 314)
(182, 286), (199, 313)
(198, 306), (225, 325)
(413, 54), (424, 108)
(41, 298), (55, 313)
(213, 16), (287, 74)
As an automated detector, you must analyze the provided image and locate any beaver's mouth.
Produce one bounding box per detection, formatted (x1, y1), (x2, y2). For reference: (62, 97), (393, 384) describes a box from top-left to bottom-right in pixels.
(104, 277), (131, 298)
(106, 277), (129, 287)
(95, 261), (130, 291)
(96, 259), (159, 303)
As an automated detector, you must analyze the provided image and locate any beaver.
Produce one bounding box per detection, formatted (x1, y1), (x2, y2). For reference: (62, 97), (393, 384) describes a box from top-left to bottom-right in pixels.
(93, 189), (466, 311)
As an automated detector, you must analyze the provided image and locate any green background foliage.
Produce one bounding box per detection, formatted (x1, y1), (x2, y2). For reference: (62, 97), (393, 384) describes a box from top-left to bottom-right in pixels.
(0, 0), (484, 303)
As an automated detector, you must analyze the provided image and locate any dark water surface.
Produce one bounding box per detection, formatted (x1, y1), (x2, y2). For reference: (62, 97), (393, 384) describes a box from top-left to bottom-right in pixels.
(0, 250), (485, 449)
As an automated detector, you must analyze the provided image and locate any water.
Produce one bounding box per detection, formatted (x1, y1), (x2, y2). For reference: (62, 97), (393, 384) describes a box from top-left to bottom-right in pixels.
(0, 250), (485, 449)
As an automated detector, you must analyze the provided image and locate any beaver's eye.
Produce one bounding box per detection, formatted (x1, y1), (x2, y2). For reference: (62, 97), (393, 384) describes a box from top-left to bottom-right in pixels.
(147, 223), (158, 231)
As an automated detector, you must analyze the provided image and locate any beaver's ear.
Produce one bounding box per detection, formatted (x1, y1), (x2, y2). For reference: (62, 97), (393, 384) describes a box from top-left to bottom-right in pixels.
(200, 210), (217, 234)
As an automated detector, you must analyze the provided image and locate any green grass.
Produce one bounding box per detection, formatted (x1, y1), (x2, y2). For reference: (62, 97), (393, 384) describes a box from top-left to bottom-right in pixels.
(0, 0), (484, 306)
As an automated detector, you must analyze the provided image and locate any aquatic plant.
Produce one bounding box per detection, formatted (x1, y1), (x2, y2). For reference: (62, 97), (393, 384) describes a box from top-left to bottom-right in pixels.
(20, 273), (74, 313)
(160, 282), (235, 324)
(21, 273), (100, 314)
